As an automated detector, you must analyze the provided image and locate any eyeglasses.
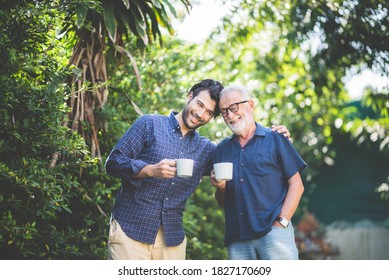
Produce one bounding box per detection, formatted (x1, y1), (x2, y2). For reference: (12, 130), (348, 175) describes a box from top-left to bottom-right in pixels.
(220, 100), (249, 117)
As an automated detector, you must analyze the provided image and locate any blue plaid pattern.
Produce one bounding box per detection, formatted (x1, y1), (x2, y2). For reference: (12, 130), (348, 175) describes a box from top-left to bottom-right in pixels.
(105, 112), (215, 246)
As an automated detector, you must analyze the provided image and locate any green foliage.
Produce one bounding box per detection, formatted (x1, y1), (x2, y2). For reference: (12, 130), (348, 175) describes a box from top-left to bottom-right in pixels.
(1, 0), (387, 260)
(62, 0), (191, 50)
(184, 178), (228, 260)
(230, 0), (389, 153)
(342, 88), (389, 151)
(1, 0), (199, 260)
(0, 0), (103, 259)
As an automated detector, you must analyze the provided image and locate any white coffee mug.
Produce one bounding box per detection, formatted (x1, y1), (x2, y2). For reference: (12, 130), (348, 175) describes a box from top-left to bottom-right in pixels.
(213, 162), (233, 181)
(176, 159), (194, 178)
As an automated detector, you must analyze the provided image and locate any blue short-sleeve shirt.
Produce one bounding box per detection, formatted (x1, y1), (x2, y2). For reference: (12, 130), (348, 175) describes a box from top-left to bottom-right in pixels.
(213, 123), (306, 246)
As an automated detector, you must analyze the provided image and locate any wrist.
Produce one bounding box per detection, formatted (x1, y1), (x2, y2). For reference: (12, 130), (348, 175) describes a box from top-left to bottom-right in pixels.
(277, 216), (290, 228)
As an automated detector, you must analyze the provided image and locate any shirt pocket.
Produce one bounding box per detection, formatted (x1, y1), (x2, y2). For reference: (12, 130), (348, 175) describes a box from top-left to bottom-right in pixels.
(247, 152), (275, 177)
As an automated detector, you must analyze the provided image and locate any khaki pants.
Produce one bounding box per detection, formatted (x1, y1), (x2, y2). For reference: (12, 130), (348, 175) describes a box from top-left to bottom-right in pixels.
(107, 219), (187, 260)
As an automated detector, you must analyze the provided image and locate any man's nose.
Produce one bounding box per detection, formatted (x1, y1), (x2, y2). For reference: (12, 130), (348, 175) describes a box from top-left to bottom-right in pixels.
(227, 108), (235, 118)
(197, 108), (206, 117)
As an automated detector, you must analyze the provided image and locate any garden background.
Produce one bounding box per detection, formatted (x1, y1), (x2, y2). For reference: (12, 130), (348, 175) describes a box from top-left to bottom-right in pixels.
(0, 0), (388, 260)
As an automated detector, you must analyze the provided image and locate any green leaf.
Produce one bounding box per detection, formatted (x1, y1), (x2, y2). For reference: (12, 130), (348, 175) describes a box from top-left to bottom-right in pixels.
(122, 0), (130, 10)
(129, 7), (148, 45)
(161, 0), (177, 17)
(103, 1), (117, 43)
(76, 6), (88, 28)
(156, 4), (171, 29)
(151, 0), (162, 9)
(62, 205), (73, 214)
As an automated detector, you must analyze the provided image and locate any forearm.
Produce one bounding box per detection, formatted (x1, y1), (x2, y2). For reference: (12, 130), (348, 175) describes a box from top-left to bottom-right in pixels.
(105, 150), (148, 180)
(215, 188), (225, 208)
(280, 172), (304, 220)
(133, 164), (153, 178)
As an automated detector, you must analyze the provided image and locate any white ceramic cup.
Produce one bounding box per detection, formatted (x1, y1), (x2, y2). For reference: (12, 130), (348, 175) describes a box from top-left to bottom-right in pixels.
(176, 159), (194, 178)
(213, 162), (233, 181)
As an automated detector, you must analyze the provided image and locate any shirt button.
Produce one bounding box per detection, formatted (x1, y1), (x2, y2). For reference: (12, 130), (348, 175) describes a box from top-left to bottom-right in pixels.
(240, 212), (243, 216)
(241, 163), (244, 167)
(241, 149), (244, 152)
(172, 182), (175, 185)
(240, 195), (243, 200)
(165, 197), (168, 200)
(240, 178), (244, 182)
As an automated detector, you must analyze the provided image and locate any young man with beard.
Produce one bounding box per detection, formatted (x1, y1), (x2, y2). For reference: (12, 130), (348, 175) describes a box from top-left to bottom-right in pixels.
(105, 79), (290, 260)
(211, 85), (306, 260)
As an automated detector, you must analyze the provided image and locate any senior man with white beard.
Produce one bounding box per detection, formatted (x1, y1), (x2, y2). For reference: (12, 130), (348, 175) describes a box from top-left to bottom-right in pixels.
(211, 84), (307, 260)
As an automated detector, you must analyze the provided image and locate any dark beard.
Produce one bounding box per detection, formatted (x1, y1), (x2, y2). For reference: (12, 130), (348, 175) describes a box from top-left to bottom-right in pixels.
(182, 106), (202, 130)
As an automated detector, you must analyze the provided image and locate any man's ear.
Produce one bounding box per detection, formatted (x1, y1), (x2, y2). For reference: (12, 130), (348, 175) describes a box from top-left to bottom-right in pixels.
(248, 99), (255, 109)
(187, 91), (194, 102)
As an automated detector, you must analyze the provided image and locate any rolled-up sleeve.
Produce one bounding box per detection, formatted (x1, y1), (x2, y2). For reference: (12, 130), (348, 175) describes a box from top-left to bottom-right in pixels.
(105, 116), (150, 184)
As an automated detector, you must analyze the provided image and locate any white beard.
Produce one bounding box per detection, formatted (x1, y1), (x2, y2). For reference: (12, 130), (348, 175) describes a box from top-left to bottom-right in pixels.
(227, 117), (250, 135)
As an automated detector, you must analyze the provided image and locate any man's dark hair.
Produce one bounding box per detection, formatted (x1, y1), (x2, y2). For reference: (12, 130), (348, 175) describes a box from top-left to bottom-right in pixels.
(188, 79), (224, 117)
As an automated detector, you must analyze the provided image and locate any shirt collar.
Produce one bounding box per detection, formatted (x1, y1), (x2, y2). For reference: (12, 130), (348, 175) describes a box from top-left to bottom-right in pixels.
(254, 123), (266, 136)
(228, 122), (266, 140)
(169, 111), (196, 137)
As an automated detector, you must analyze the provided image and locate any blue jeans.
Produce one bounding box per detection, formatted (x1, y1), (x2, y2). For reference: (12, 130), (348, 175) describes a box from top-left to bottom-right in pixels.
(228, 224), (299, 260)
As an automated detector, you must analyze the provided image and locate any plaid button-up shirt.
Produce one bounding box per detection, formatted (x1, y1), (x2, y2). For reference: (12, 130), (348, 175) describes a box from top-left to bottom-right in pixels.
(105, 112), (215, 246)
